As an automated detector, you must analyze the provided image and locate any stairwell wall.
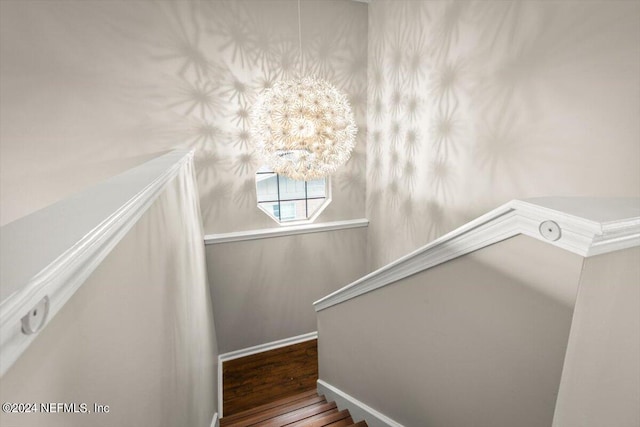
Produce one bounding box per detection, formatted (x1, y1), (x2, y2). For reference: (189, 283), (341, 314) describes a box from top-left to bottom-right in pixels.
(0, 0), (368, 364)
(207, 227), (367, 354)
(317, 235), (585, 427)
(0, 165), (218, 427)
(552, 246), (640, 427)
(366, 0), (640, 270)
(0, 0), (369, 357)
(0, 0), (367, 231)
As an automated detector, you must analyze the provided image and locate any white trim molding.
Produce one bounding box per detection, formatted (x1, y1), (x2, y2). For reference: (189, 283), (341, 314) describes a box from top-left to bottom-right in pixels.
(0, 150), (195, 377)
(204, 218), (368, 245)
(317, 380), (404, 427)
(314, 197), (640, 312)
(209, 412), (219, 427)
(218, 331), (318, 362)
(216, 331), (318, 418)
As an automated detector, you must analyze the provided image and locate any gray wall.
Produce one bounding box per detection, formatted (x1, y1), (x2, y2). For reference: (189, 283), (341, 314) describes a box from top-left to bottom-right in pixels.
(553, 247), (640, 427)
(0, 0), (367, 230)
(0, 171), (218, 427)
(207, 226), (367, 353)
(366, 0), (640, 270)
(0, 0), (369, 357)
(317, 235), (584, 427)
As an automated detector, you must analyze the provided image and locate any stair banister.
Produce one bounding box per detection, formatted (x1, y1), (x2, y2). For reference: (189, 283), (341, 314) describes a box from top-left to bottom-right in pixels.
(314, 197), (640, 312)
(314, 197), (640, 427)
(0, 150), (194, 377)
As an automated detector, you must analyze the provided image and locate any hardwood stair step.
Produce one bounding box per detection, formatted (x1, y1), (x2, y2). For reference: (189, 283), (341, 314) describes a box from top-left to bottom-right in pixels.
(325, 419), (354, 427)
(220, 390), (368, 427)
(221, 389), (318, 425)
(221, 394), (326, 426)
(222, 339), (318, 416)
(257, 401), (338, 426)
(287, 409), (352, 427)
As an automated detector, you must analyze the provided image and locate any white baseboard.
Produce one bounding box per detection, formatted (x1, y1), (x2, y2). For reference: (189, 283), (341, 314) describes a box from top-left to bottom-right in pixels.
(217, 331), (318, 418)
(209, 412), (219, 427)
(218, 331), (318, 362)
(317, 379), (404, 427)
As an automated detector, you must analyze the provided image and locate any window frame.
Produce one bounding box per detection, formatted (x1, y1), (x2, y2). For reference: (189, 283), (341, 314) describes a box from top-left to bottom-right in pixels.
(255, 169), (332, 225)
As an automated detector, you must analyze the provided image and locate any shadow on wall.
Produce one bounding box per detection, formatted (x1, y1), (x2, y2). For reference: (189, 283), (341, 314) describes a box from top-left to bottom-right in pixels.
(139, 0), (368, 232)
(0, 0), (366, 229)
(366, 0), (640, 269)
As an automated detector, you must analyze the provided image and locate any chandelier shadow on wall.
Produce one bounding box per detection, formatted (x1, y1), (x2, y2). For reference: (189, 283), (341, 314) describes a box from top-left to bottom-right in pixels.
(249, 1), (357, 181)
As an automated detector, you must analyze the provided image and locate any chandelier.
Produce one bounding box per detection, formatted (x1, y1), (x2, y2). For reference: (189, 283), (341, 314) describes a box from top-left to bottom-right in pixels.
(249, 1), (357, 181)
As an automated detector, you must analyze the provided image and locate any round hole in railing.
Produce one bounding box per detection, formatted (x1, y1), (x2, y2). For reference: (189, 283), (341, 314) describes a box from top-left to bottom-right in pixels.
(22, 296), (49, 335)
(539, 220), (561, 241)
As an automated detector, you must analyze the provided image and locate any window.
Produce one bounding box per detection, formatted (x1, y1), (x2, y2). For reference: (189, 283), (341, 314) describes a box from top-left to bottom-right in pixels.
(256, 166), (331, 224)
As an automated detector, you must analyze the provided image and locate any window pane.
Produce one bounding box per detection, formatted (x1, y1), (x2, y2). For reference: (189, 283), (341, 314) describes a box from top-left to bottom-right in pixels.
(256, 173), (279, 202)
(279, 200), (308, 222)
(306, 178), (326, 198)
(255, 166), (331, 224)
(278, 201), (296, 221)
(258, 201), (281, 220)
(278, 175), (307, 201)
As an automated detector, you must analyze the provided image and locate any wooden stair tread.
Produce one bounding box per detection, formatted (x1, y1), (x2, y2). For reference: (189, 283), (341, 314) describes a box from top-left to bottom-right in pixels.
(286, 409), (352, 427)
(221, 393), (326, 426)
(220, 390), (368, 427)
(222, 339), (318, 415)
(257, 401), (337, 426)
(221, 390), (318, 425)
(325, 419), (354, 427)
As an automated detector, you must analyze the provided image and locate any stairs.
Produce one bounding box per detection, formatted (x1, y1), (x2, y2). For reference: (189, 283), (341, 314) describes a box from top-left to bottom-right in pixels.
(220, 389), (367, 427)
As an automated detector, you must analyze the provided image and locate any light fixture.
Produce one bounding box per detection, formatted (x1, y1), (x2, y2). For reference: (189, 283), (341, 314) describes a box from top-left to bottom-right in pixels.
(250, 0), (357, 181)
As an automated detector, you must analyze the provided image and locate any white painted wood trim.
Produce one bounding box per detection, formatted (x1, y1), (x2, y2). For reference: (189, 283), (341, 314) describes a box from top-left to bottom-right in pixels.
(314, 198), (640, 312)
(204, 219), (368, 245)
(209, 412), (219, 427)
(218, 332), (318, 362)
(317, 380), (404, 427)
(0, 150), (195, 377)
(216, 331), (318, 417)
(217, 355), (223, 420)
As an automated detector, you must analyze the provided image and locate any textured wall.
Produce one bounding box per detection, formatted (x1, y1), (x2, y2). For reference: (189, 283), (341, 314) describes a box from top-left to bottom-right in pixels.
(1, 0), (368, 361)
(0, 166), (218, 427)
(366, 0), (640, 269)
(0, 0), (367, 230)
(318, 235), (584, 427)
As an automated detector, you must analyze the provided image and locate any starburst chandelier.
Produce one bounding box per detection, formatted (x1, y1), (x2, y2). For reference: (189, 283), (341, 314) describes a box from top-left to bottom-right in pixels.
(250, 0), (357, 181)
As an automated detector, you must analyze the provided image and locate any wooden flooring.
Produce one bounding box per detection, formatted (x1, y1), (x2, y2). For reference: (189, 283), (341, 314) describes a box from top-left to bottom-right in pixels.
(223, 339), (319, 417)
(220, 389), (368, 427)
